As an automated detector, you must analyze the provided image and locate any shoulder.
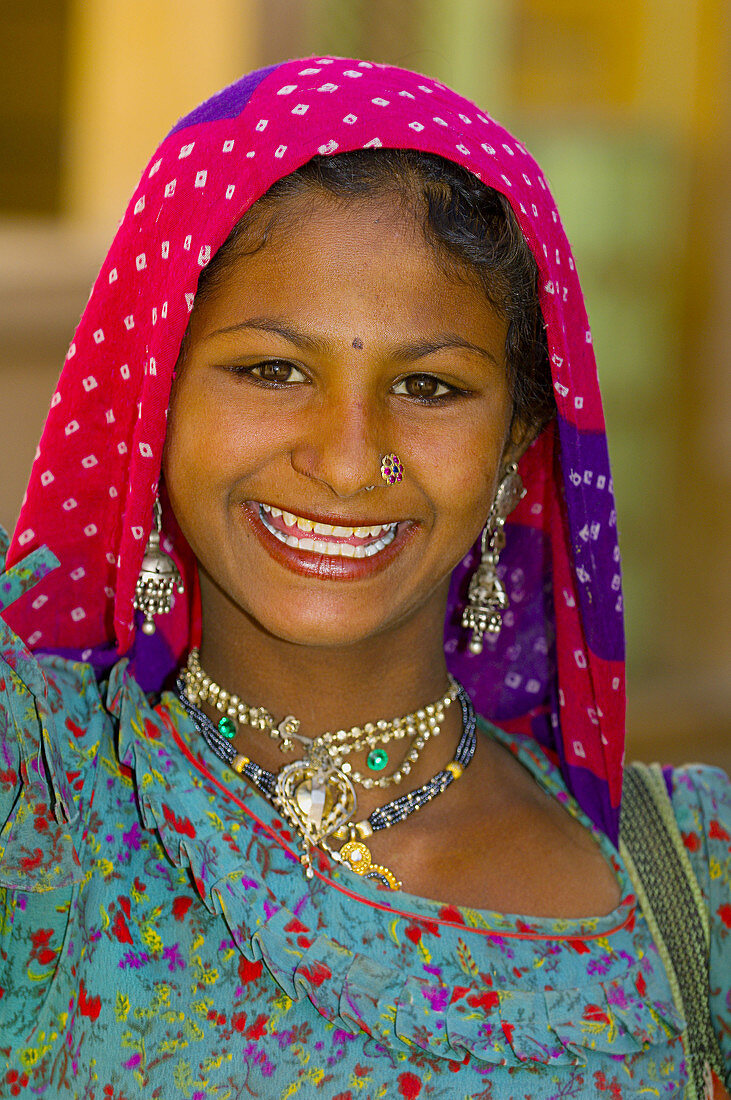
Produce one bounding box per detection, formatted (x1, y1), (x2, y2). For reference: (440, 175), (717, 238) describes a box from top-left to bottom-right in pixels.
(1, 640), (115, 893)
(1, 654), (107, 816)
(655, 762), (731, 927)
(666, 763), (731, 1075)
(666, 763), (731, 875)
(0, 526), (110, 838)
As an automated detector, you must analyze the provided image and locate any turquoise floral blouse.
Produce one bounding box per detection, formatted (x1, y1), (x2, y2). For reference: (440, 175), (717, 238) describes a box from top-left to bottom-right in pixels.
(1, 544), (730, 1098)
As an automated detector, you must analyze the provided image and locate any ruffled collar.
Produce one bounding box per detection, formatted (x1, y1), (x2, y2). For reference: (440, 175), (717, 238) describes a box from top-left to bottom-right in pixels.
(103, 659), (682, 1066)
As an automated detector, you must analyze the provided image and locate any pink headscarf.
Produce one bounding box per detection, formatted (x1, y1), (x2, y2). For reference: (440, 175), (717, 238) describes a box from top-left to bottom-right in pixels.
(5, 58), (625, 840)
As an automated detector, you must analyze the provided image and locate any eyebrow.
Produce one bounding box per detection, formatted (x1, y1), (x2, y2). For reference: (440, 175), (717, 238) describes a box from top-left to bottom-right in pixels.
(396, 334), (499, 366)
(210, 317), (327, 353)
(208, 317), (500, 366)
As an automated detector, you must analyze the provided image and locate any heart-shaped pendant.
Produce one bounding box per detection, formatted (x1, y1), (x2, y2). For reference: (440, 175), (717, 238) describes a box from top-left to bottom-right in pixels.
(274, 759), (356, 847)
(295, 777), (327, 827)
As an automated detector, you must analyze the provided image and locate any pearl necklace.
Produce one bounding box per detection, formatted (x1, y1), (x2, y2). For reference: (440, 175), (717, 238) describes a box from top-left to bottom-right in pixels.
(183, 648), (460, 790)
(176, 676), (477, 890)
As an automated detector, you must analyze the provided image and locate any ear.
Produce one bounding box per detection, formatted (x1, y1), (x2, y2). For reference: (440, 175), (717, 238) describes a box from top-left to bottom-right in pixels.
(502, 414), (537, 468)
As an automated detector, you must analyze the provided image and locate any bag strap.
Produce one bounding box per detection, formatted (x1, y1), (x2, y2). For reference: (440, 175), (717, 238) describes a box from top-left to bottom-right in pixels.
(620, 761), (725, 1099)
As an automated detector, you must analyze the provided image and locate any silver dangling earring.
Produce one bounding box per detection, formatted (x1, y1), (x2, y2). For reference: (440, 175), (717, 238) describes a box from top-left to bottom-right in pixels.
(133, 497), (185, 635)
(462, 462), (526, 654)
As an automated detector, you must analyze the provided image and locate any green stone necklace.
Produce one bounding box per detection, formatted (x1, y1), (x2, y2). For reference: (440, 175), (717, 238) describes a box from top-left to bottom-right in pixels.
(182, 648), (459, 790)
(367, 747), (389, 771)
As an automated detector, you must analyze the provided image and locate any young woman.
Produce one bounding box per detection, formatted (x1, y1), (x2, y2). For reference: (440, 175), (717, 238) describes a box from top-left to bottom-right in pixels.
(1, 57), (729, 1098)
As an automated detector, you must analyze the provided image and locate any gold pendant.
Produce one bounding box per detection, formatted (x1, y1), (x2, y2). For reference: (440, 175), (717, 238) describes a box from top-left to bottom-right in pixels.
(338, 839), (402, 891)
(274, 759), (356, 848)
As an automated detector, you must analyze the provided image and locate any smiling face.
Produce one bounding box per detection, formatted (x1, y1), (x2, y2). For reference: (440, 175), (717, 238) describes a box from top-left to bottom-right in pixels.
(164, 190), (515, 651)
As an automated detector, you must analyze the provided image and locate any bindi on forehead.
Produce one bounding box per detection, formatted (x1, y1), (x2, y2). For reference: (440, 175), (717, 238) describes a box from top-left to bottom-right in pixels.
(352, 337), (364, 350)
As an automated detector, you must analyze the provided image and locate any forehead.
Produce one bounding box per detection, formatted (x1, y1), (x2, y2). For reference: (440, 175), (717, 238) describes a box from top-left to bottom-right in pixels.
(188, 191), (501, 342)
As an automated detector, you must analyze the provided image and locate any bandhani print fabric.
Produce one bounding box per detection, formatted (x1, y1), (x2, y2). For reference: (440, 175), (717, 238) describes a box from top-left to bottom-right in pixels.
(1, 56), (730, 1096)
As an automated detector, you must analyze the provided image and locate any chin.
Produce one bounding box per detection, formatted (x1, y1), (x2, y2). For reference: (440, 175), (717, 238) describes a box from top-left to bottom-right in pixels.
(243, 597), (394, 650)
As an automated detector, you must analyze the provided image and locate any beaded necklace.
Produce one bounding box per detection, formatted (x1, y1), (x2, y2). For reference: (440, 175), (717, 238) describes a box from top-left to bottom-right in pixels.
(176, 678), (476, 890)
(183, 648), (459, 789)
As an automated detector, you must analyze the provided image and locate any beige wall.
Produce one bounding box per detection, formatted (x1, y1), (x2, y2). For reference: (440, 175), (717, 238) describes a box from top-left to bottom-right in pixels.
(63, 0), (260, 226)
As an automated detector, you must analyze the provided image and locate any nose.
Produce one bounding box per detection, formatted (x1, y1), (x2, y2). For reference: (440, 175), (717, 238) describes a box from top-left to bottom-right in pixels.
(290, 393), (384, 499)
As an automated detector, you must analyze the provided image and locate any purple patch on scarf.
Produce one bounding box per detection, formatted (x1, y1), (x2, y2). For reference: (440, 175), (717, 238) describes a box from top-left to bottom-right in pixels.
(556, 416), (625, 662)
(36, 642), (119, 676)
(564, 760), (620, 844)
(445, 524), (555, 724)
(170, 64), (281, 133)
(130, 610), (181, 692)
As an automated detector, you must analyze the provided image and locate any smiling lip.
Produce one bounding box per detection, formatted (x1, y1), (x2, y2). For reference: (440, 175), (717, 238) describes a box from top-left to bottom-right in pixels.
(242, 501), (416, 579)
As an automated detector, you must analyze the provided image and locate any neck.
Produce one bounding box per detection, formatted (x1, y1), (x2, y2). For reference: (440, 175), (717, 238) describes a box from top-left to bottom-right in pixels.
(197, 570), (452, 736)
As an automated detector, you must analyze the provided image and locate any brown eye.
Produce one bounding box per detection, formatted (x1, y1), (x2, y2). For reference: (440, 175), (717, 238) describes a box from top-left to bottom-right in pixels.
(252, 361), (305, 384)
(393, 374), (451, 399)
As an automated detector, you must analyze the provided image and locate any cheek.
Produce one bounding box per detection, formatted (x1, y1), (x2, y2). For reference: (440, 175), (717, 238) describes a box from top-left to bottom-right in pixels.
(419, 420), (506, 507)
(162, 386), (231, 533)
(164, 383), (267, 488)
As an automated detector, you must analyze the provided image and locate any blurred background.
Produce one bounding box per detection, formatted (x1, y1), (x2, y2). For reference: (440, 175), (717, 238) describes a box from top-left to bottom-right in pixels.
(0, 0), (728, 769)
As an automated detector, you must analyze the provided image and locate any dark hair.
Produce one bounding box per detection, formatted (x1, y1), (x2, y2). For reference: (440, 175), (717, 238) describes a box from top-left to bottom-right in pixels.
(195, 149), (555, 438)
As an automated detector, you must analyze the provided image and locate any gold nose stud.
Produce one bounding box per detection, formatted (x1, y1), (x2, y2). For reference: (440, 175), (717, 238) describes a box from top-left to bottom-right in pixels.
(380, 454), (403, 484)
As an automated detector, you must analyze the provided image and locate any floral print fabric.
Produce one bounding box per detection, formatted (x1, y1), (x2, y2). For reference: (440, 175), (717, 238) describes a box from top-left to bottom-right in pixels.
(1, 550), (729, 1097)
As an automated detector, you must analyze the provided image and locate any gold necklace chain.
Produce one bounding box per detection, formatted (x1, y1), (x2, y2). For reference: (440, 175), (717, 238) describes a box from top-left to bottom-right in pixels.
(183, 648), (459, 790)
(176, 669), (477, 892)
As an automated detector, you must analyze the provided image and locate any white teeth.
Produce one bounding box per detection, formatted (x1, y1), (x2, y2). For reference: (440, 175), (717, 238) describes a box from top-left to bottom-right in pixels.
(257, 504), (398, 558)
(260, 504), (396, 539)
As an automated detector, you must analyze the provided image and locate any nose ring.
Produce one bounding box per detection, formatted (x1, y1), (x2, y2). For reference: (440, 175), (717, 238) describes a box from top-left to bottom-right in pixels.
(380, 453), (404, 485)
